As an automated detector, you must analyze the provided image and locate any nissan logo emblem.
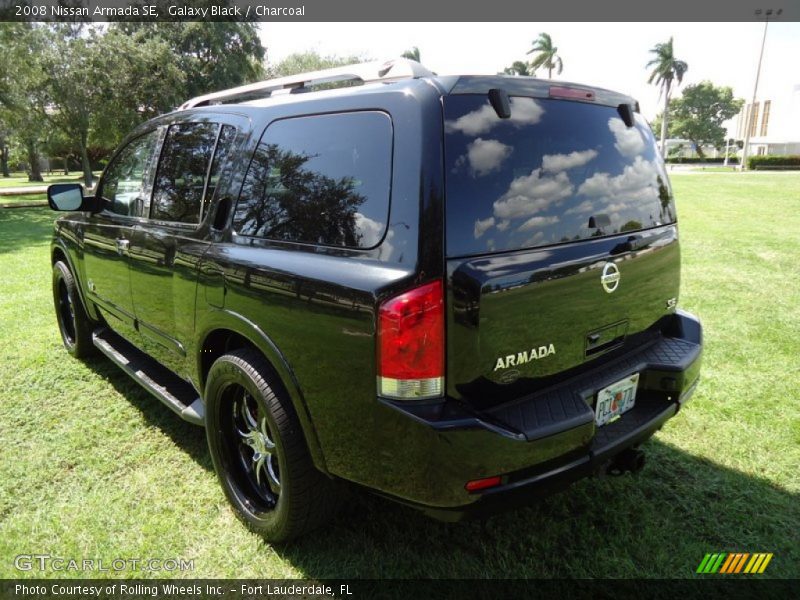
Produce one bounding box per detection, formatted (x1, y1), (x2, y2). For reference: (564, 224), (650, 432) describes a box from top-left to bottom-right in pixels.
(601, 262), (620, 293)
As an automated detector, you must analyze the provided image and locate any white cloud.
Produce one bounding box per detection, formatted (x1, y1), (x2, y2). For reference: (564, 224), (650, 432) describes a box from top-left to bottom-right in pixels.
(565, 199), (594, 215)
(466, 138), (512, 176)
(474, 216), (495, 238)
(542, 149), (598, 172)
(608, 117), (645, 158)
(607, 201), (631, 212)
(577, 156), (659, 207)
(524, 231), (545, 247)
(517, 215), (560, 232)
(355, 212), (394, 259)
(492, 169), (573, 220)
(496, 219), (510, 231)
(445, 97), (545, 136)
(507, 97), (546, 127)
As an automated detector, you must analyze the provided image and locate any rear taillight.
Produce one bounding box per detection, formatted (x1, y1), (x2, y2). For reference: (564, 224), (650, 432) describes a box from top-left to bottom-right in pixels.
(377, 280), (444, 400)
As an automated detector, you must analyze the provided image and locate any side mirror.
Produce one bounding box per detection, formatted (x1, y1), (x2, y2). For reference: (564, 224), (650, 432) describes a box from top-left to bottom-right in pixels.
(47, 183), (101, 212)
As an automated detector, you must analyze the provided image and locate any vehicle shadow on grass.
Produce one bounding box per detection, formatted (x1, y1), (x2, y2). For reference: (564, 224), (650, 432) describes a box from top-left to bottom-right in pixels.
(0, 206), (55, 255)
(269, 439), (799, 579)
(73, 354), (799, 578)
(82, 355), (212, 471)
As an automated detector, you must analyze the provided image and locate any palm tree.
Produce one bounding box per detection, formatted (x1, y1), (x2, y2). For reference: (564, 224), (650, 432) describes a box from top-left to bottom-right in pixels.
(646, 37), (688, 155)
(401, 47), (421, 62)
(503, 61), (533, 76)
(526, 33), (563, 79)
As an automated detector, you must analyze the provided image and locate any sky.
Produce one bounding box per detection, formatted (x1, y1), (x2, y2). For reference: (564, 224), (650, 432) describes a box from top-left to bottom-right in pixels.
(259, 22), (800, 129)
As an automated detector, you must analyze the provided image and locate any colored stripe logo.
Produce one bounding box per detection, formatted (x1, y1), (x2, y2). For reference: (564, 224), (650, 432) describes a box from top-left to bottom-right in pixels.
(696, 552), (773, 574)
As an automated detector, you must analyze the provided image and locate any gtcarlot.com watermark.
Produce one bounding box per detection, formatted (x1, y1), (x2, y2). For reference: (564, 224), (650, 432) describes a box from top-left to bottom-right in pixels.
(14, 554), (194, 573)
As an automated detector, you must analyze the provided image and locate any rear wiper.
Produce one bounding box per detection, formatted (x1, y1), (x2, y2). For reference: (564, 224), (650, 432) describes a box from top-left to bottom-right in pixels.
(617, 103), (635, 127)
(489, 88), (511, 119)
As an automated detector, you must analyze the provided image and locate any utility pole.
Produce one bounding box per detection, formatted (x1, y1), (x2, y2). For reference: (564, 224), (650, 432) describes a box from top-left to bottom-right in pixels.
(740, 9), (779, 171)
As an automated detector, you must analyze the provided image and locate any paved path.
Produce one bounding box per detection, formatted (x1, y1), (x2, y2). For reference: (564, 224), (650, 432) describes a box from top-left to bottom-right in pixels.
(0, 185), (48, 196)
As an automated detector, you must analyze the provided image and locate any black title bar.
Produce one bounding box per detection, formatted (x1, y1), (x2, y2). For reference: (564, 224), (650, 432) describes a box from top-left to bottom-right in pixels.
(0, 0), (798, 22)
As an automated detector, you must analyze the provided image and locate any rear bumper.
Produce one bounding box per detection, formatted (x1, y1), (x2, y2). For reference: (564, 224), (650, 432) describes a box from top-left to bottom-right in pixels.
(373, 310), (702, 519)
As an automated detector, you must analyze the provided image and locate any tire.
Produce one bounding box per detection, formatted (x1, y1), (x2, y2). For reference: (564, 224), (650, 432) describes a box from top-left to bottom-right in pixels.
(52, 261), (95, 358)
(205, 348), (343, 542)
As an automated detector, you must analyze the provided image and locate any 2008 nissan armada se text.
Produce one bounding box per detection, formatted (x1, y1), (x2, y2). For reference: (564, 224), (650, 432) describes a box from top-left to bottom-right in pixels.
(47, 59), (702, 542)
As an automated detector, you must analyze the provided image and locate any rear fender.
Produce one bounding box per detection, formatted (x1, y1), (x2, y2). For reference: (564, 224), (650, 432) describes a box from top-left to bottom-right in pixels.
(194, 309), (328, 474)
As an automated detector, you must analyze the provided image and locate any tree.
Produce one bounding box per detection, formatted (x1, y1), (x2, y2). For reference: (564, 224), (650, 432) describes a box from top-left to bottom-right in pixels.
(0, 129), (9, 177)
(0, 24), (49, 181)
(503, 61), (533, 76)
(646, 37), (688, 155)
(114, 21), (266, 99)
(90, 30), (185, 146)
(667, 82), (744, 158)
(526, 33), (563, 78)
(237, 143), (366, 246)
(268, 51), (367, 77)
(1, 22), (260, 184)
(401, 46), (421, 62)
(40, 29), (105, 187)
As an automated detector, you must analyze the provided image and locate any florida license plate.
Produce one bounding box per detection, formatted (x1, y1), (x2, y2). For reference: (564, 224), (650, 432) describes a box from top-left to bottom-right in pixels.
(595, 373), (639, 426)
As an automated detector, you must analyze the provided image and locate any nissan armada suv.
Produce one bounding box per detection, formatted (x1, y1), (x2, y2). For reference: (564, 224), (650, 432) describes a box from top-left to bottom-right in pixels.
(47, 59), (702, 542)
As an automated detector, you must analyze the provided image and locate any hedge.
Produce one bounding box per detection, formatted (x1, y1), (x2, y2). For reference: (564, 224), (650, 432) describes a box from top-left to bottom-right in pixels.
(665, 157), (739, 164)
(748, 155), (800, 170)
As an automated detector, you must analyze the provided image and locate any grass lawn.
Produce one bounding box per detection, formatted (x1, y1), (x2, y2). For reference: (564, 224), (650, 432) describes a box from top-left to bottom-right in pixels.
(0, 173), (798, 579)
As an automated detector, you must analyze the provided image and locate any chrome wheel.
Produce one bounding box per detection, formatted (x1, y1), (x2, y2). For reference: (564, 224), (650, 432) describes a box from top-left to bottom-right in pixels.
(221, 385), (281, 512)
(205, 348), (344, 540)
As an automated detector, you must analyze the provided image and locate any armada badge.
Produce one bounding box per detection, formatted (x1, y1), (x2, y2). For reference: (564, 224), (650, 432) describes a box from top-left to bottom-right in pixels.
(601, 262), (620, 293)
(493, 344), (556, 371)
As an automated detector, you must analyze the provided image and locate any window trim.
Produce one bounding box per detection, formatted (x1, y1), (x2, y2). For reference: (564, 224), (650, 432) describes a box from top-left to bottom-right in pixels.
(232, 109), (395, 251)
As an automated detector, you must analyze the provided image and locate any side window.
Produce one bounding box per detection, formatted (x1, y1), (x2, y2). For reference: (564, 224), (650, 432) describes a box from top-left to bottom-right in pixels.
(98, 130), (159, 217)
(233, 111), (393, 248)
(151, 122), (219, 224)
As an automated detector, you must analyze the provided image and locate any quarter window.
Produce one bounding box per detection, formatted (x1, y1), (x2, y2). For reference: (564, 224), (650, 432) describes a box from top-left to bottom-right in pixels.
(98, 130), (159, 217)
(151, 122), (219, 224)
(233, 112), (393, 248)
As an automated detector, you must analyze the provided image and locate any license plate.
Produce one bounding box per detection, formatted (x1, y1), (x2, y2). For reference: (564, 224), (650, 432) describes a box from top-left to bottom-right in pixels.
(595, 373), (639, 426)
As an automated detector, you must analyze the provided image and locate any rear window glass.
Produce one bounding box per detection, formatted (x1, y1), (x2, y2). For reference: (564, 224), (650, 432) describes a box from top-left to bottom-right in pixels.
(233, 111), (393, 248)
(444, 95), (676, 256)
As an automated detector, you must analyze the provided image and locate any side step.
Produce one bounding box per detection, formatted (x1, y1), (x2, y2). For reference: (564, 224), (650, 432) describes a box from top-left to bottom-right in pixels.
(92, 328), (205, 426)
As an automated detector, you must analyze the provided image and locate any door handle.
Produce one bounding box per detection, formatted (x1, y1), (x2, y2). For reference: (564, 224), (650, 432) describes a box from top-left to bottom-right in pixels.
(115, 238), (130, 256)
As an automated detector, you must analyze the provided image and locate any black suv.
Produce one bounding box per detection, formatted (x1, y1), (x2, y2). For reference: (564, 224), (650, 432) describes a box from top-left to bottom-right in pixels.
(48, 59), (702, 542)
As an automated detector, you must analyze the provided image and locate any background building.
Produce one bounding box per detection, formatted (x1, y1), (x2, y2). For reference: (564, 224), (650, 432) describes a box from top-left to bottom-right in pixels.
(733, 83), (800, 156)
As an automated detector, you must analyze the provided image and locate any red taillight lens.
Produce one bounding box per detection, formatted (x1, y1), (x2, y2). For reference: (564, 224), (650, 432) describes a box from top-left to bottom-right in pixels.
(465, 476), (502, 492)
(377, 280), (444, 399)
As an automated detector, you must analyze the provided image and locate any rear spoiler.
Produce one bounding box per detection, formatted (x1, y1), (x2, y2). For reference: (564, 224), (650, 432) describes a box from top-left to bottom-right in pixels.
(445, 75), (637, 110)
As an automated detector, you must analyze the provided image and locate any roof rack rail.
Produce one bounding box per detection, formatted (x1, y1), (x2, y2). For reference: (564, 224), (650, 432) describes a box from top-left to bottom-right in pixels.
(179, 58), (435, 110)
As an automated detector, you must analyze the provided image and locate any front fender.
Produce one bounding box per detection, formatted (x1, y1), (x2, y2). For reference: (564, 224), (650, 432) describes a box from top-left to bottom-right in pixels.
(51, 236), (99, 322)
